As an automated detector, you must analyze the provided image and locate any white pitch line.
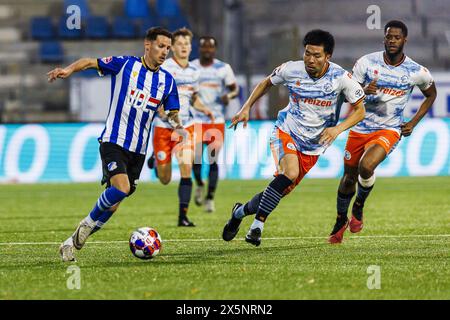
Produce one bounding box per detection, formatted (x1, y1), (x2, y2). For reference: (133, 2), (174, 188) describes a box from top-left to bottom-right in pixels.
(0, 234), (449, 246)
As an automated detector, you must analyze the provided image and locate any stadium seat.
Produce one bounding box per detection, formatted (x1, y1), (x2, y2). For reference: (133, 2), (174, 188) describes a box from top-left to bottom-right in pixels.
(112, 17), (136, 38)
(39, 41), (64, 63)
(125, 0), (150, 18)
(63, 0), (90, 18)
(85, 16), (109, 39)
(167, 15), (190, 31)
(30, 17), (55, 40)
(58, 16), (83, 39)
(137, 16), (160, 37)
(156, 0), (180, 19)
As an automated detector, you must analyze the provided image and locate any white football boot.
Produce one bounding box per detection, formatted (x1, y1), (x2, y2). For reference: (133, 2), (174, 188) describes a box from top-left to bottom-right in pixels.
(204, 199), (215, 213)
(194, 185), (204, 206)
(72, 220), (94, 250)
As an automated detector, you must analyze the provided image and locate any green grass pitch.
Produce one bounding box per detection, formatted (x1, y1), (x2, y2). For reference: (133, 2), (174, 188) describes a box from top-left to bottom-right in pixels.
(0, 177), (449, 300)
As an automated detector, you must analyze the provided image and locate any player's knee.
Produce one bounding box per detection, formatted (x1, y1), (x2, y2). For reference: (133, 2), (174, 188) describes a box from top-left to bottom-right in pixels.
(159, 175), (171, 185)
(283, 167), (299, 181)
(343, 173), (357, 188)
(115, 184), (130, 195)
(359, 161), (375, 179)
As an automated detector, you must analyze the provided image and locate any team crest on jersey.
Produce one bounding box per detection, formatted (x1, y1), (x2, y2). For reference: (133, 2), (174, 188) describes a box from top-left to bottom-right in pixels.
(323, 83), (333, 93)
(401, 75), (409, 83)
(355, 89), (364, 98)
(107, 161), (118, 171)
(286, 142), (296, 151)
(101, 56), (113, 64)
(344, 150), (351, 160)
(295, 80), (301, 87)
(157, 151), (167, 161)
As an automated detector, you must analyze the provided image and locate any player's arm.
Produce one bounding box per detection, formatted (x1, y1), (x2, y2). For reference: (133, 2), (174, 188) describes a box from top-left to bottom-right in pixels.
(229, 77), (273, 129)
(47, 58), (98, 82)
(192, 92), (215, 122)
(401, 82), (437, 137)
(221, 83), (239, 105)
(167, 110), (183, 129)
(319, 99), (365, 146)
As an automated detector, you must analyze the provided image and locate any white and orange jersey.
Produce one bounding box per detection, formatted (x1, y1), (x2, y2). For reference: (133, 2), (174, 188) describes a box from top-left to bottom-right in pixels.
(352, 51), (434, 134)
(191, 58), (237, 124)
(271, 60), (365, 155)
(154, 57), (200, 128)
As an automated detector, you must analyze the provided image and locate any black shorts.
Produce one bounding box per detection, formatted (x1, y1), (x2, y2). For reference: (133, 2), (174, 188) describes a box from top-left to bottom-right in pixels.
(100, 142), (146, 196)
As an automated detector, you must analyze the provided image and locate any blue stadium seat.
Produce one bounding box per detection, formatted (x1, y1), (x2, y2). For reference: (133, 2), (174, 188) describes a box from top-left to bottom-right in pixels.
(112, 17), (136, 38)
(190, 39), (199, 60)
(137, 17), (160, 37)
(156, 0), (180, 19)
(63, 0), (90, 18)
(30, 17), (55, 40)
(58, 16), (83, 39)
(125, 0), (150, 18)
(85, 16), (109, 39)
(39, 41), (64, 63)
(168, 16), (190, 31)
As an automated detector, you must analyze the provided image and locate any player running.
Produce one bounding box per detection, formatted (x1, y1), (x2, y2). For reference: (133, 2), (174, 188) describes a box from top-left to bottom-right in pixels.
(148, 28), (214, 227)
(328, 20), (436, 244)
(48, 27), (181, 262)
(191, 36), (239, 212)
(222, 29), (366, 246)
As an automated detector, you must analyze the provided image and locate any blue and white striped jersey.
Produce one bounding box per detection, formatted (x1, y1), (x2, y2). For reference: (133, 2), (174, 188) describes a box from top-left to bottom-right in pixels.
(97, 55), (179, 154)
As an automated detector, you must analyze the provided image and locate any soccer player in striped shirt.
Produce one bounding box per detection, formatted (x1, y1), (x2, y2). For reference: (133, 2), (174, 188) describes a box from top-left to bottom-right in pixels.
(47, 27), (181, 262)
(329, 20), (437, 244)
(222, 30), (366, 246)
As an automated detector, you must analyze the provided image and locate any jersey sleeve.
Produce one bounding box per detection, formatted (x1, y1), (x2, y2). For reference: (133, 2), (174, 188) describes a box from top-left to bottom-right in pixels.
(223, 64), (237, 86)
(162, 78), (180, 111)
(269, 61), (291, 85)
(340, 72), (366, 105)
(351, 57), (367, 84)
(414, 66), (434, 91)
(97, 56), (130, 76)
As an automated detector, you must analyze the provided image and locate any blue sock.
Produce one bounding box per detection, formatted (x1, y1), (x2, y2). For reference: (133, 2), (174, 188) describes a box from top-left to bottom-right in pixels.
(91, 210), (114, 234)
(89, 186), (127, 221)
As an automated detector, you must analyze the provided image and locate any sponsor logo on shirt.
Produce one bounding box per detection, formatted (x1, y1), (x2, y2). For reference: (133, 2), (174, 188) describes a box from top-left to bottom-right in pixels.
(379, 87), (407, 97)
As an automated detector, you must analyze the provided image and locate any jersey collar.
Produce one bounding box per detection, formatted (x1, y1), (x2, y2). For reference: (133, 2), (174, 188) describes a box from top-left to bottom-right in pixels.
(141, 57), (160, 72)
(383, 52), (406, 67)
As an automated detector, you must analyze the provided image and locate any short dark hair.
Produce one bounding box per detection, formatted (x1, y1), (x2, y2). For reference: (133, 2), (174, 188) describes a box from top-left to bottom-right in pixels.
(145, 26), (173, 41)
(384, 20), (408, 37)
(303, 29), (335, 55)
(173, 27), (193, 41)
(199, 36), (218, 47)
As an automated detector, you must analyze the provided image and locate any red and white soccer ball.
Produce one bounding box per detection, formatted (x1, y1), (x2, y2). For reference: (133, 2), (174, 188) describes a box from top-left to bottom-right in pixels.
(129, 227), (162, 259)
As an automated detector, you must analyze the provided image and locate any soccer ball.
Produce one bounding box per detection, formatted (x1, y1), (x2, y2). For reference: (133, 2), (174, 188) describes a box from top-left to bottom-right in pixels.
(129, 227), (162, 259)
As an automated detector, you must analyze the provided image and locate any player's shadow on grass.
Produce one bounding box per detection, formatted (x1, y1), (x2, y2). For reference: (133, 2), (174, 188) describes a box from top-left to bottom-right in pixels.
(77, 242), (330, 268)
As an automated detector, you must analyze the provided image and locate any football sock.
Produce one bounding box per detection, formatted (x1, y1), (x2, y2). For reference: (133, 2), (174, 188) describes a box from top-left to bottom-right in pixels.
(63, 236), (73, 246)
(193, 164), (204, 186)
(233, 192), (263, 219)
(206, 163), (219, 200)
(250, 218), (265, 232)
(87, 186), (127, 222)
(337, 191), (355, 218)
(353, 175), (375, 219)
(178, 178), (192, 218)
(91, 210), (114, 234)
(255, 174), (293, 223)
